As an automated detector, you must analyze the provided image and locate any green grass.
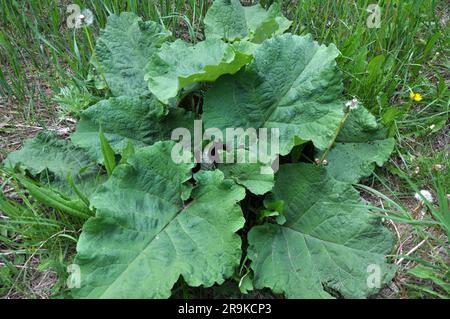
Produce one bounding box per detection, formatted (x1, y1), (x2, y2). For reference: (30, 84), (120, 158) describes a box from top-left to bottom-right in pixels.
(0, 169), (83, 298)
(360, 167), (449, 298)
(0, 0), (448, 298)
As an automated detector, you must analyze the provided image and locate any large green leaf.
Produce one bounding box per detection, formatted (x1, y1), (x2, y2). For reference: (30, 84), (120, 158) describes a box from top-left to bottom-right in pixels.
(4, 131), (95, 179)
(3, 131), (104, 198)
(204, 0), (291, 42)
(248, 163), (395, 298)
(93, 12), (171, 96)
(48, 173), (107, 200)
(203, 34), (344, 155)
(144, 38), (252, 104)
(71, 96), (194, 162)
(73, 142), (245, 298)
(204, 0), (247, 41)
(323, 107), (395, 183)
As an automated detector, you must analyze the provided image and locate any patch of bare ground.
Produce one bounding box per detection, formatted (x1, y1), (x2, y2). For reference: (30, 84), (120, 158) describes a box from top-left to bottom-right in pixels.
(2, 256), (58, 299)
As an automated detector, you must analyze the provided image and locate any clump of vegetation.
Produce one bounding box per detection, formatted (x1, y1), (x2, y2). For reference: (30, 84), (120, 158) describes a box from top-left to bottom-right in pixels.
(3, 1), (398, 298)
(0, 0), (448, 299)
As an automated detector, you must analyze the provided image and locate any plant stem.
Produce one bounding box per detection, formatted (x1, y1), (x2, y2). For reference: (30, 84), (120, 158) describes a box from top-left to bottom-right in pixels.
(83, 25), (108, 89)
(319, 108), (351, 163)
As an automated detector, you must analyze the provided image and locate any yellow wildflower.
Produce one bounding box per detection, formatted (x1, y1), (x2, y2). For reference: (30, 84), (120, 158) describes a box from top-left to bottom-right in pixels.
(409, 92), (423, 102)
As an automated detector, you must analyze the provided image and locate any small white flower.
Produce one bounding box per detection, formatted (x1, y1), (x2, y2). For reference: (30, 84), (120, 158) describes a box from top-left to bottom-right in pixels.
(345, 98), (359, 110)
(429, 124), (436, 130)
(80, 9), (94, 26)
(414, 190), (433, 203)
